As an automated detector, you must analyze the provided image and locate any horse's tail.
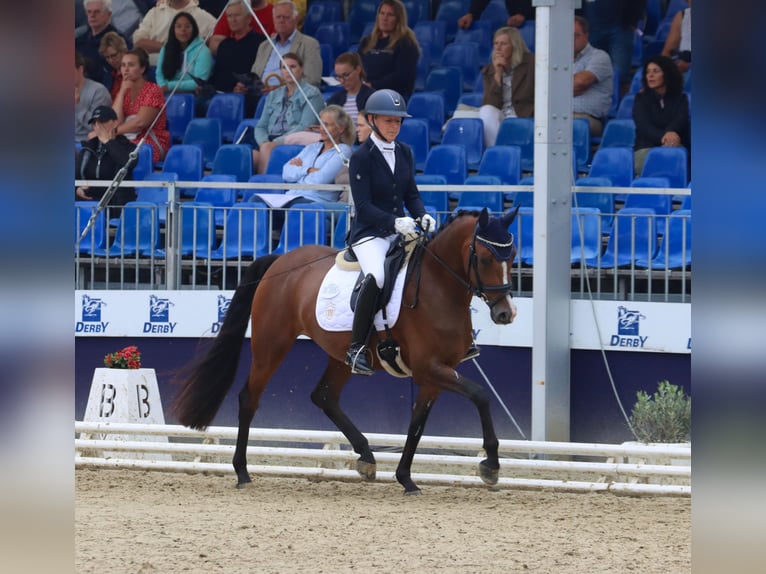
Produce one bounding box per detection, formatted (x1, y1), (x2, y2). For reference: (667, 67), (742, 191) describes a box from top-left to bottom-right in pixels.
(173, 254), (281, 430)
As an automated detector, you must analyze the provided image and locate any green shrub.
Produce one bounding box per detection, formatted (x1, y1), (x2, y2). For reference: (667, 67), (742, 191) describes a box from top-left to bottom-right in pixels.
(629, 380), (691, 443)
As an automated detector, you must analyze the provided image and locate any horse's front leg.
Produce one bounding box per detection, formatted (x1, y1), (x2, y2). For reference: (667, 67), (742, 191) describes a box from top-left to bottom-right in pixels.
(416, 365), (501, 486)
(395, 385), (440, 495)
(310, 358), (376, 480)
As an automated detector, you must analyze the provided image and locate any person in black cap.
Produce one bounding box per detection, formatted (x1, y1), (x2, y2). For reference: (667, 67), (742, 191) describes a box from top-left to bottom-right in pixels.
(75, 105), (138, 206)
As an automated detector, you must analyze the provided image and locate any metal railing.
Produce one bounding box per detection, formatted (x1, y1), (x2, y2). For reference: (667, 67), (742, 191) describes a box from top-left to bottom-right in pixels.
(74, 180), (691, 302)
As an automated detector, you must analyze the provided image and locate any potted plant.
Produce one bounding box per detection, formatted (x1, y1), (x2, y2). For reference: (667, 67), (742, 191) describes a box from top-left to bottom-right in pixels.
(629, 380), (691, 444)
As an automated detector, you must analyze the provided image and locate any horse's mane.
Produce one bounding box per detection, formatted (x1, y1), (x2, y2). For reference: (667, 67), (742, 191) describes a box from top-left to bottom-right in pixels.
(427, 209), (480, 244)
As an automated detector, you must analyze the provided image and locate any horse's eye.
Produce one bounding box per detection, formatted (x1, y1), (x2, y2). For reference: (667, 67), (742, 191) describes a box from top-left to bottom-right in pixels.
(480, 257), (492, 265)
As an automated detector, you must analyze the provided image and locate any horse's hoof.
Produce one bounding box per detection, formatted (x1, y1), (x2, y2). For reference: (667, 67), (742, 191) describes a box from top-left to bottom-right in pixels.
(478, 461), (499, 485)
(357, 460), (377, 481)
(404, 488), (422, 496)
(236, 476), (253, 489)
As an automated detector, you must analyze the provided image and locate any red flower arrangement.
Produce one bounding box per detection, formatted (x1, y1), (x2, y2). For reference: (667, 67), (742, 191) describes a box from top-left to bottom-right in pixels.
(104, 345), (142, 369)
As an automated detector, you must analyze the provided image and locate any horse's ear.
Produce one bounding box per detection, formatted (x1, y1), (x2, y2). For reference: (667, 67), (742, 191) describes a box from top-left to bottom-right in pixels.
(502, 205), (521, 228)
(478, 207), (490, 228)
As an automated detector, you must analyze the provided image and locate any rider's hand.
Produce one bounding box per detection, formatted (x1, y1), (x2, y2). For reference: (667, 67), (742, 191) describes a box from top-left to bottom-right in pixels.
(419, 214), (437, 233)
(394, 216), (418, 239)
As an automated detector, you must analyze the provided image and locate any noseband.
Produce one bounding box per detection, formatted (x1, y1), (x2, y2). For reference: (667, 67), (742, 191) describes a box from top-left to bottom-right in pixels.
(468, 227), (515, 309)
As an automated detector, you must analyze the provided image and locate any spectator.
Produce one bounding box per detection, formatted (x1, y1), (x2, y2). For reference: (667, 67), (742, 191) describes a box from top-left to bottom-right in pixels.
(76, 52), (113, 142)
(251, 52), (326, 174)
(358, 0), (420, 102)
(208, 0), (273, 56)
(457, 0), (533, 30)
(76, 0), (131, 88)
(334, 111), (372, 199)
(99, 32), (129, 101)
(326, 52), (375, 129)
(112, 48), (172, 163)
(155, 11), (214, 93)
(132, 0), (217, 67)
(572, 15), (613, 137)
(251, 1), (323, 88)
(661, 0), (692, 77)
(576, 0), (645, 90)
(75, 105), (138, 206)
(478, 26), (534, 147)
(200, 0), (266, 117)
(280, 105), (355, 204)
(632, 55), (690, 176)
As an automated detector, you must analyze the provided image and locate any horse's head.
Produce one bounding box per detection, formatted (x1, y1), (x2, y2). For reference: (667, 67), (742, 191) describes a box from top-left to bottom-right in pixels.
(469, 207), (520, 324)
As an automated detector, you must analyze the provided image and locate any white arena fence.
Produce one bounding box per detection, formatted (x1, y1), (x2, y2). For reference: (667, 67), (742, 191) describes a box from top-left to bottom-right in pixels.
(75, 421), (690, 497)
(74, 180), (691, 303)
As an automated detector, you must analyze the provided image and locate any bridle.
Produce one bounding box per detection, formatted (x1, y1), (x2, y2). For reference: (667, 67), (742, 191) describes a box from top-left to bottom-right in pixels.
(418, 224), (516, 311)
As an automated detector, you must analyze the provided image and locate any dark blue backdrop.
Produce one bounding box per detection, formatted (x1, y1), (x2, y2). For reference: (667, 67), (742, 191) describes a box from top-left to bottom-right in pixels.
(76, 338), (690, 444)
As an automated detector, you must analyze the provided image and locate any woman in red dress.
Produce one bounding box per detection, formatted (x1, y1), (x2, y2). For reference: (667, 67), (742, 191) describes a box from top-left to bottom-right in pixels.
(112, 48), (170, 163)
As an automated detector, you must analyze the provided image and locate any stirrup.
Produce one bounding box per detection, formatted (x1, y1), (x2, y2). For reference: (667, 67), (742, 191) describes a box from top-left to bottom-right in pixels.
(346, 345), (374, 375)
(461, 343), (481, 363)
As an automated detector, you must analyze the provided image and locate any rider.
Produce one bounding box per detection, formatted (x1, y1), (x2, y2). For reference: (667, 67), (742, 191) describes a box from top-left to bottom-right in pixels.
(345, 89), (436, 375)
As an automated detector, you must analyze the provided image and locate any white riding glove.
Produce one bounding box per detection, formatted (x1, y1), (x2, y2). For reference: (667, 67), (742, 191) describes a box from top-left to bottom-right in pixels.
(419, 213), (437, 233)
(394, 216), (419, 240)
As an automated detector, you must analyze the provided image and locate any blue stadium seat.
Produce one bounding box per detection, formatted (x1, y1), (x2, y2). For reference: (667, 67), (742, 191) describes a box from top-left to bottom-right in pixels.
(273, 206), (328, 253)
(588, 146), (634, 188)
(458, 92), (483, 107)
(161, 144), (203, 197)
(457, 175), (504, 212)
(441, 118), (484, 170)
(92, 201), (162, 257)
(206, 93), (245, 143)
(570, 207), (603, 265)
(434, 0), (468, 42)
(454, 20), (493, 64)
(479, 1), (508, 30)
(319, 43), (334, 78)
(422, 144), (468, 186)
(639, 146), (689, 188)
(165, 93), (195, 144)
(414, 20), (447, 62)
(495, 117), (535, 172)
(194, 174), (238, 227)
(75, 201), (108, 255)
(151, 201), (216, 258)
(627, 176), (673, 235)
(254, 96), (266, 120)
(303, 0), (342, 37)
(403, 0), (427, 27)
(137, 172), (176, 226)
(628, 68), (643, 94)
(314, 22), (350, 61)
(477, 145), (521, 186)
(348, 2), (377, 44)
(573, 117), (591, 173)
(586, 207), (657, 269)
(599, 119), (636, 148)
(407, 91), (446, 145)
(131, 144), (155, 181)
(415, 174), (450, 217)
(615, 93), (636, 119)
(205, 206), (271, 259)
(242, 174), (286, 201)
(265, 144), (305, 175)
(183, 118), (222, 169)
(331, 209), (348, 250)
(573, 176), (615, 232)
(440, 43), (481, 92)
(518, 19), (536, 53)
(398, 118), (430, 172)
(635, 209), (691, 270)
(233, 119), (258, 146)
(211, 143), (253, 182)
(506, 206), (534, 265)
(425, 66), (463, 117)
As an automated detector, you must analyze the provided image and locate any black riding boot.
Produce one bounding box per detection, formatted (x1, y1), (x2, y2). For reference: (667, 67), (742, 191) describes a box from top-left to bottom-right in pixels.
(345, 274), (380, 375)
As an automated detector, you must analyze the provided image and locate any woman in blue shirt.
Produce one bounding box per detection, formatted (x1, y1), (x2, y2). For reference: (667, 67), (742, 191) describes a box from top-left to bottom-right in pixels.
(155, 12), (213, 93)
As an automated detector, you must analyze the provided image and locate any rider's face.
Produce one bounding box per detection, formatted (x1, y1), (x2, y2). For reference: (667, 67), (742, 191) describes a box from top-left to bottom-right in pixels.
(371, 114), (401, 142)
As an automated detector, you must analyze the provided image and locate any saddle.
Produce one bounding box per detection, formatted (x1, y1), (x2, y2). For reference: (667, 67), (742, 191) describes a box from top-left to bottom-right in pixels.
(335, 236), (410, 314)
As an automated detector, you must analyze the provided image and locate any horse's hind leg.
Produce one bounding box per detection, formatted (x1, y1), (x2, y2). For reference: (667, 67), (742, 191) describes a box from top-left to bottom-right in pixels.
(310, 358), (376, 480)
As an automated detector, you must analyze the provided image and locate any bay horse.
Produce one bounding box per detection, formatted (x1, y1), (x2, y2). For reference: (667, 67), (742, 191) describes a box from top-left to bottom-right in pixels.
(173, 207), (519, 494)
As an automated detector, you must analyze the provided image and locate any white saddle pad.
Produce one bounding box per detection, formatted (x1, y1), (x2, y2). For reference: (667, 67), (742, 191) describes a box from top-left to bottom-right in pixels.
(315, 263), (408, 332)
